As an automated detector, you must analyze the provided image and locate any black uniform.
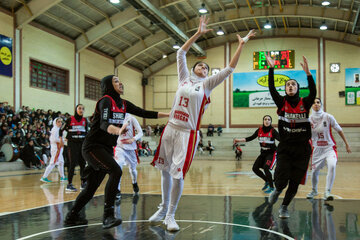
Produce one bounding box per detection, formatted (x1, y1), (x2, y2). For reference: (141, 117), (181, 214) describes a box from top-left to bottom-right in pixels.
(65, 75), (158, 228)
(61, 105), (88, 188)
(268, 68), (316, 206)
(245, 125), (280, 188)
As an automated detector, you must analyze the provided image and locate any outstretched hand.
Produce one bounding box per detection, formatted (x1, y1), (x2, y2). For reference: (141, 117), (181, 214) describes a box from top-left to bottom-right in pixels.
(265, 52), (275, 68)
(300, 56), (311, 76)
(237, 29), (256, 45)
(197, 15), (213, 35)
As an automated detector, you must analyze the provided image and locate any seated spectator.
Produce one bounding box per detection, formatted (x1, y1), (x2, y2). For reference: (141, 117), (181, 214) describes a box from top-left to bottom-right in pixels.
(159, 124), (165, 135)
(217, 125), (223, 136)
(1, 129), (13, 145)
(235, 144), (242, 161)
(197, 139), (204, 155)
(207, 124), (214, 137)
(12, 132), (25, 149)
(20, 139), (41, 169)
(153, 124), (160, 136)
(199, 130), (203, 139)
(145, 125), (152, 136)
(136, 140), (145, 156)
(143, 141), (152, 156)
(206, 140), (215, 155)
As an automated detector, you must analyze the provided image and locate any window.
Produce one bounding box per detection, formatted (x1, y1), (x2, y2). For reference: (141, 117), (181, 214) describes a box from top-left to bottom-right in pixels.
(30, 59), (69, 93)
(85, 76), (101, 100)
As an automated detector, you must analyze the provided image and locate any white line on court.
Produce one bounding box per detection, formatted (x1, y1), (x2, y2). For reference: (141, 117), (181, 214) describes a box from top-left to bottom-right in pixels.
(17, 219), (295, 240)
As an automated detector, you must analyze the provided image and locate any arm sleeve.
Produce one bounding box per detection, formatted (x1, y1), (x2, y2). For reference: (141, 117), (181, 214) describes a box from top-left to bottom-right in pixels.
(98, 97), (112, 132)
(245, 129), (259, 142)
(328, 114), (342, 132)
(131, 116), (143, 141)
(268, 68), (284, 108)
(303, 75), (317, 110)
(273, 129), (280, 141)
(204, 67), (234, 94)
(125, 100), (158, 119)
(177, 48), (190, 83)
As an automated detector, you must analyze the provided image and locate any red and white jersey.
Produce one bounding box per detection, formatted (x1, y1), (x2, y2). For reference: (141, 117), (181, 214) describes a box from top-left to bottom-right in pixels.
(169, 48), (234, 130)
(310, 112), (342, 148)
(116, 114), (143, 150)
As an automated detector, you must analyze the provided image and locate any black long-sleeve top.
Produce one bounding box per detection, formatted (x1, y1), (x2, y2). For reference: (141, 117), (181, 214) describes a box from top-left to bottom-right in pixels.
(268, 68), (316, 143)
(245, 127), (280, 152)
(83, 97), (158, 151)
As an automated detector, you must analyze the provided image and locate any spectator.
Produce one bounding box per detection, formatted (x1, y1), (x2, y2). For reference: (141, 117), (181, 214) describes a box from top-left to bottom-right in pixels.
(197, 139), (204, 155)
(235, 144), (242, 160)
(145, 125), (152, 136)
(207, 124), (214, 136)
(20, 139), (41, 169)
(217, 125), (223, 136)
(206, 140), (215, 155)
(154, 124), (160, 136)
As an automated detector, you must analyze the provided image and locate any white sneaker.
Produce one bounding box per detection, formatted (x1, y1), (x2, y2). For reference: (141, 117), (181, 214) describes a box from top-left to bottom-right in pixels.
(164, 215), (180, 231)
(149, 205), (168, 222)
(324, 191), (334, 201)
(306, 190), (318, 199)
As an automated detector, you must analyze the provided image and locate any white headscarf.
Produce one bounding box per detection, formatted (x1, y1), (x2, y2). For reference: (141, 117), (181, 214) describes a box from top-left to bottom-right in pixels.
(190, 68), (207, 82)
(310, 105), (325, 133)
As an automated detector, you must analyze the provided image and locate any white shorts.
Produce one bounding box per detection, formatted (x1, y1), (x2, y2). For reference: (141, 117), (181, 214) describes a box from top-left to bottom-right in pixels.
(311, 146), (338, 170)
(114, 147), (139, 170)
(50, 143), (64, 165)
(151, 123), (199, 179)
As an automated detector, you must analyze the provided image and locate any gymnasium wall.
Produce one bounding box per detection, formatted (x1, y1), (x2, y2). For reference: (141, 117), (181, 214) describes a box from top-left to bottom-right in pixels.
(79, 49), (114, 116)
(0, 11), (13, 106)
(325, 40), (360, 124)
(21, 24), (75, 113)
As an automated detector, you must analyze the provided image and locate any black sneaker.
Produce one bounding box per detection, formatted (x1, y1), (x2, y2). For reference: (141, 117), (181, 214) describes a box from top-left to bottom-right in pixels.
(66, 183), (78, 192)
(103, 215), (122, 229)
(116, 191), (121, 200)
(64, 212), (88, 226)
(133, 183), (139, 195)
(80, 181), (87, 190)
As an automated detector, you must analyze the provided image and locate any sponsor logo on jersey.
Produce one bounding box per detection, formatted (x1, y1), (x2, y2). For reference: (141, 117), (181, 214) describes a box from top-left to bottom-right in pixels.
(284, 112), (307, 119)
(174, 110), (189, 122)
(195, 86), (200, 91)
(323, 121), (327, 127)
(113, 112), (125, 119)
(300, 105), (304, 111)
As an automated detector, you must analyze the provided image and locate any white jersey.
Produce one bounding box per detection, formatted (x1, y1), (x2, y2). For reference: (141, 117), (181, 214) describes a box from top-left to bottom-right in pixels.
(169, 48), (234, 130)
(116, 114), (143, 150)
(310, 112), (342, 148)
(50, 118), (61, 145)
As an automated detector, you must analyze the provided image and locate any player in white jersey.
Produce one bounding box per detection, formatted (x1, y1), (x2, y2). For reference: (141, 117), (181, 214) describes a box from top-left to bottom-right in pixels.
(114, 114), (142, 199)
(40, 117), (67, 183)
(307, 98), (351, 201)
(149, 16), (256, 231)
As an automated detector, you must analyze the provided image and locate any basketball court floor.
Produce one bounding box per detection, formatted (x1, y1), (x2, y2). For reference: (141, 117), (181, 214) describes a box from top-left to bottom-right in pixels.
(1, 160), (360, 239)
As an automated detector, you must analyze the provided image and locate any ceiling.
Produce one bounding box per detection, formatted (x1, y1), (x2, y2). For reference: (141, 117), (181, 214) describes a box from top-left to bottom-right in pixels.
(1, 0), (359, 77)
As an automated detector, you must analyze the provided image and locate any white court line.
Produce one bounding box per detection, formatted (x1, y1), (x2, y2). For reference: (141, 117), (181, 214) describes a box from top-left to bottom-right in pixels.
(17, 219), (294, 240)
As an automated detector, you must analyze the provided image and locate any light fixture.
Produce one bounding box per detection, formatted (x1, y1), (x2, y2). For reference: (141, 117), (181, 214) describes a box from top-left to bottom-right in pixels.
(109, 0), (120, 3)
(198, 3), (208, 14)
(321, 1), (330, 6)
(216, 27), (224, 36)
(264, 21), (272, 29)
(162, 54), (167, 58)
(172, 42), (180, 49)
(320, 21), (327, 30)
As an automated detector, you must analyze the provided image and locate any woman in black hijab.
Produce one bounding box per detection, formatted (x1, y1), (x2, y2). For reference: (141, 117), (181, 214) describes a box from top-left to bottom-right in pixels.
(265, 53), (316, 219)
(65, 75), (168, 229)
(61, 104), (88, 192)
(234, 115), (279, 193)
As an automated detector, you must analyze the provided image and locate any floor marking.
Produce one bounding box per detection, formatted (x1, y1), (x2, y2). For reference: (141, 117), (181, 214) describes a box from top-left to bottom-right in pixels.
(18, 219), (295, 240)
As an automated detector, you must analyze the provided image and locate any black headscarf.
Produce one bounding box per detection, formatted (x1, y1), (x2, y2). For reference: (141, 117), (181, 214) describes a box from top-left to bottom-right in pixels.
(101, 75), (121, 102)
(262, 115), (273, 133)
(284, 79), (300, 108)
(74, 104), (83, 122)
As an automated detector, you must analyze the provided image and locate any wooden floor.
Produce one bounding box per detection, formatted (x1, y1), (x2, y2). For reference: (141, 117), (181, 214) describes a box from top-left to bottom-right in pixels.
(1, 158), (360, 214)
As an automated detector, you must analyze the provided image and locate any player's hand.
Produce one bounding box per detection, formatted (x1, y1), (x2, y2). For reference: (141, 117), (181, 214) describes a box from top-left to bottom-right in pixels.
(300, 56), (311, 76)
(265, 52), (275, 68)
(346, 144), (352, 153)
(121, 138), (135, 144)
(197, 15), (213, 35)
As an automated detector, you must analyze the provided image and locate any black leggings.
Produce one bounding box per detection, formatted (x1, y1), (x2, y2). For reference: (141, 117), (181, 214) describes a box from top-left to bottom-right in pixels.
(67, 141), (86, 184)
(252, 151), (275, 188)
(71, 146), (122, 213)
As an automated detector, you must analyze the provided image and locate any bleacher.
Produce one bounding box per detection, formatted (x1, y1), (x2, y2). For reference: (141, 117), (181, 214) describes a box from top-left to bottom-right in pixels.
(141, 127), (360, 162)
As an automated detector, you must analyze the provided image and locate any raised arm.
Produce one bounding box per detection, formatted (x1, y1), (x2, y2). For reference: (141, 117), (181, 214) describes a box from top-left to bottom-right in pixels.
(300, 56), (317, 109)
(265, 53), (283, 108)
(204, 30), (256, 92)
(177, 16), (213, 83)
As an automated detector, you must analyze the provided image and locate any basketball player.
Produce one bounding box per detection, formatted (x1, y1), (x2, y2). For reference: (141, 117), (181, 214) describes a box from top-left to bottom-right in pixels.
(307, 98), (351, 200)
(149, 16), (256, 231)
(234, 115), (279, 193)
(265, 53), (316, 218)
(40, 117), (67, 183)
